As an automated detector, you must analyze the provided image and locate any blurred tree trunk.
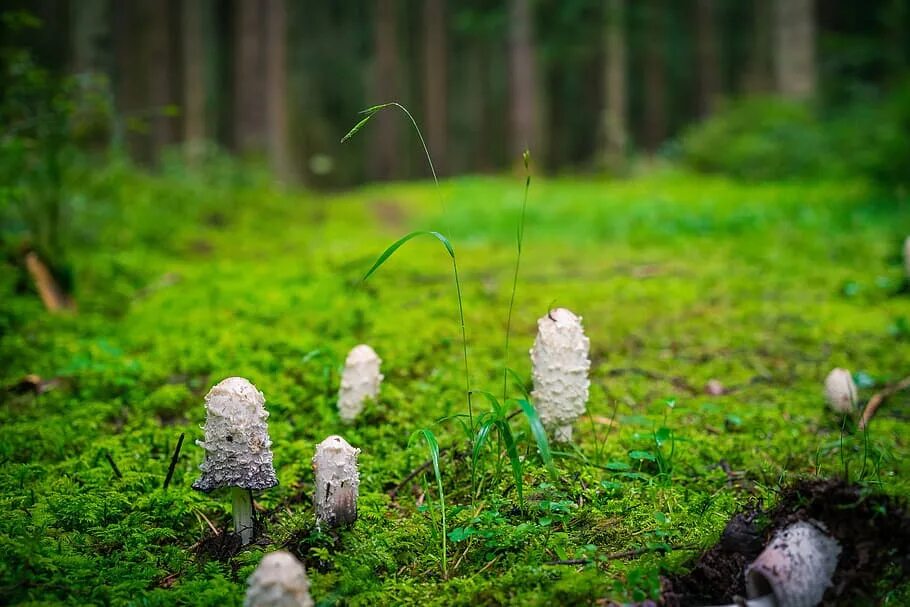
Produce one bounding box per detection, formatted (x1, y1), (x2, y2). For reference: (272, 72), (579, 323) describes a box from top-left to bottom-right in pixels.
(508, 0), (541, 163)
(642, 0), (666, 152)
(695, 0), (721, 116)
(265, 0), (292, 182)
(182, 0), (206, 152)
(743, 0), (773, 93)
(71, 0), (109, 74)
(773, 0), (816, 99)
(423, 0), (447, 176)
(602, 0), (626, 169)
(113, 0), (180, 164)
(370, 0), (400, 180)
(233, 1), (267, 154)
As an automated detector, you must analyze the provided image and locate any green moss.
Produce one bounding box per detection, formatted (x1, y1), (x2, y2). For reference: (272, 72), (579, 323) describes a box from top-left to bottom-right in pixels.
(1, 164), (909, 605)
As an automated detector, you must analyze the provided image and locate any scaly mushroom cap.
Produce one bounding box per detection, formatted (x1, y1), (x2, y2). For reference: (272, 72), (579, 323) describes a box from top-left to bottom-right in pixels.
(244, 550), (314, 607)
(312, 435), (360, 528)
(824, 368), (857, 414)
(338, 344), (383, 423)
(530, 308), (591, 442)
(745, 520), (841, 607)
(193, 377), (279, 492)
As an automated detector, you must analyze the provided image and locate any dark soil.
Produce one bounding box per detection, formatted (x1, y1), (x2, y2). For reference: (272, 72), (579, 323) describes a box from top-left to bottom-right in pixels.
(663, 479), (910, 606)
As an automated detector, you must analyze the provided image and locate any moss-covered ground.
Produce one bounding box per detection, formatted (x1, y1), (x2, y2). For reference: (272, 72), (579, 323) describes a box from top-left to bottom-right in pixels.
(2, 164), (909, 605)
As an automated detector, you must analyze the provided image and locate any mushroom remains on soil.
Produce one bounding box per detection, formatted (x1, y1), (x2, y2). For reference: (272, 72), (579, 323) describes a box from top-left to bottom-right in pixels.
(244, 550), (314, 607)
(337, 344), (383, 423)
(312, 435), (360, 528)
(824, 367), (857, 414)
(193, 377), (278, 545)
(530, 307), (591, 442)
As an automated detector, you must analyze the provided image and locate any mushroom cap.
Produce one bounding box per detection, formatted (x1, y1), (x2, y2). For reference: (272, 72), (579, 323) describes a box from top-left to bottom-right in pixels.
(244, 550), (314, 607)
(312, 435), (360, 527)
(530, 307), (591, 440)
(193, 377), (279, 492)
(824, 368), (857, 414)
(745, 520), (841, 607)
(338, 344), (383, 423)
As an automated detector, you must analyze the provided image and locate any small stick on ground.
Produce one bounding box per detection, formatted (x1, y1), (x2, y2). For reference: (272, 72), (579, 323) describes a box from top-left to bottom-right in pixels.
(24, 251), (73, 312)
(860, 374), (910, 429)
(163, 432), (185, 489)
(388, 447), (454, 498)
(104, 451), (122, 478)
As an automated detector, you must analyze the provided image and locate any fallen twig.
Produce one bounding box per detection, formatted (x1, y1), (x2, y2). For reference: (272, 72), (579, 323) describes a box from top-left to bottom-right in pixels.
(104, 451), (122, 479)
(24, 251), (73, 312)
(860, 374), (910, 429)
(163, 433), (185, 489)
(388, 447), (453, 498)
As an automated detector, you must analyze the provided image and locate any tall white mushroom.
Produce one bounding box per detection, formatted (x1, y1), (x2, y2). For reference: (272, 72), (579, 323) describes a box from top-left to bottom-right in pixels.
(337, 344), (383, 423)
(744, 520), (841, 607)
(193, 377), (278, 545)
(824, 368), (857, 414)
(903, 236), (910, 279)
(312, 435), (360, 528)
(244, 550), (314, 607)
(530, 307), (591, 442)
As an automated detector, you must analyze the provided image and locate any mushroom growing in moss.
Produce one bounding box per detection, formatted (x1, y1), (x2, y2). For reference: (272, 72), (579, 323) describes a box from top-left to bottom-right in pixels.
(245, 550), (314, 607)
(744, 520), (841, 607)
(337, 344), (383, 423)
(904, 236), (910, 279)
(824, 368), (857, 414)
(193, 377), (278, 545)
(312, 435), (360, 528)
(530, 307), (591, 442)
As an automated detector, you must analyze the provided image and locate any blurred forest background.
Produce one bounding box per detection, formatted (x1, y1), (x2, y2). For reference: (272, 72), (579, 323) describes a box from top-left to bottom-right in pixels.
(3, 0), (909, 188)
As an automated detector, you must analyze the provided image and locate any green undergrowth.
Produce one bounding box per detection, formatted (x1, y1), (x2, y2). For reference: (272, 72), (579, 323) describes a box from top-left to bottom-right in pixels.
(2, 163), (909, 605)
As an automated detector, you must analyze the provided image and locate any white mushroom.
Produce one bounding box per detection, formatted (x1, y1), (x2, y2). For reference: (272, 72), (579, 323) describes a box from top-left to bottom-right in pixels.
(744, 520), (841, 607)
(312, 435), (360, 528)
(244, 550), (314, 607)
(824, 368), (857, 414)
(193, 377), (278, 545)
(337, 344), (383, 423)
(530, 307), (591, 442)
(904, 236), (910, 279)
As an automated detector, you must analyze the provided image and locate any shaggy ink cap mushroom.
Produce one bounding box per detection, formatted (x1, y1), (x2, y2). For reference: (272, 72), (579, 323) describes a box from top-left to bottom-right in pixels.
(745, 520), (841, 607)
(338, 344), (383, 423)
(312, 435), (360, 528)
(193, 377), (278, 492)
(530, 307), (591, 442)
(824, 368), (857, 415)
(245, 550), (314, 607)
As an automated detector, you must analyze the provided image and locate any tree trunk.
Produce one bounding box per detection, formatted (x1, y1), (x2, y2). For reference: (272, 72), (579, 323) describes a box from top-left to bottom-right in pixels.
(182, 0), (206, 149)
(695, 0), (721, 117)
(642, 0), (666, 152)
(71, 0), (109, 74)
(148, 0), (181, 157)
(423, 0), (447, 176)
(508, 0), (541, 163)
(265, 0), (292, 182)
(233, 1), (267, 154)
(370, 0), (400, 180)
(773, 0), (816, 99)
(602, 0), (627, 169)
(743, 0), (773, 93)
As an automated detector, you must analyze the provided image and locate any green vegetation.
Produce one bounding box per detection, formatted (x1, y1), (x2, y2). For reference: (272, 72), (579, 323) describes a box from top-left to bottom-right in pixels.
(2, 157), (909, 605)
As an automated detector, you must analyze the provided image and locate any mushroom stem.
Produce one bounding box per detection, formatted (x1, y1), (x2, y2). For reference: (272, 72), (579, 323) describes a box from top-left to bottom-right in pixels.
(702, 594), (777, 607)
(233, 487), (254, 545)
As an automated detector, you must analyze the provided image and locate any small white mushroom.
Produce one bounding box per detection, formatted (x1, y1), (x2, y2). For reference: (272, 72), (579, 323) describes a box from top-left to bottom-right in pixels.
(530, 307), (591, 442)
(904, 236), (910, 279)
(337, 344), (383, 423)
(312, 435), (360, 528)
(744, 520), (841, 607)
(244, 550), (314, 607)
(193, 377), (278, 545)
(824, 368), (857, 414)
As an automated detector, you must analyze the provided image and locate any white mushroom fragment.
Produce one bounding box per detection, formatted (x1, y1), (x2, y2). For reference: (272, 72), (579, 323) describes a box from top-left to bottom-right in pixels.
(244, 550), (314, 607)
(824, 368), (857, 414)
(193, 377), (278, 545)
(312, 435), (360, 528)
(904, 236), (910, 279)
(337, 344), (383, 423)
(530, 307), (591, 442)
(745, 520), (841, 607)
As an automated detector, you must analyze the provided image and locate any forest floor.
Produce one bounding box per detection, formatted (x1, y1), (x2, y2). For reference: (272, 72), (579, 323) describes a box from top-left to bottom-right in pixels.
(2, 166), (909, 606)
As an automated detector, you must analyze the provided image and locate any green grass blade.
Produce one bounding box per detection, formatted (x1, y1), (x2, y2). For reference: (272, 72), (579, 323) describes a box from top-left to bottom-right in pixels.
(472, 420), (496, 494)
(505, 368), (533, 402)
(469, 390), (505, 417)
(409, 428), (447, 578)
(514, 398), (557, 480)
(362, 231), (455, 283)
(495, 420), (524, 509)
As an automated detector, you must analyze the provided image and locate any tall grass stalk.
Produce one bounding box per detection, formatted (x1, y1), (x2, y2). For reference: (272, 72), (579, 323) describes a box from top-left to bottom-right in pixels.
(502, 150), (532, 401)
(343, 102), (473, 430)
(410, 428), (447, 579)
